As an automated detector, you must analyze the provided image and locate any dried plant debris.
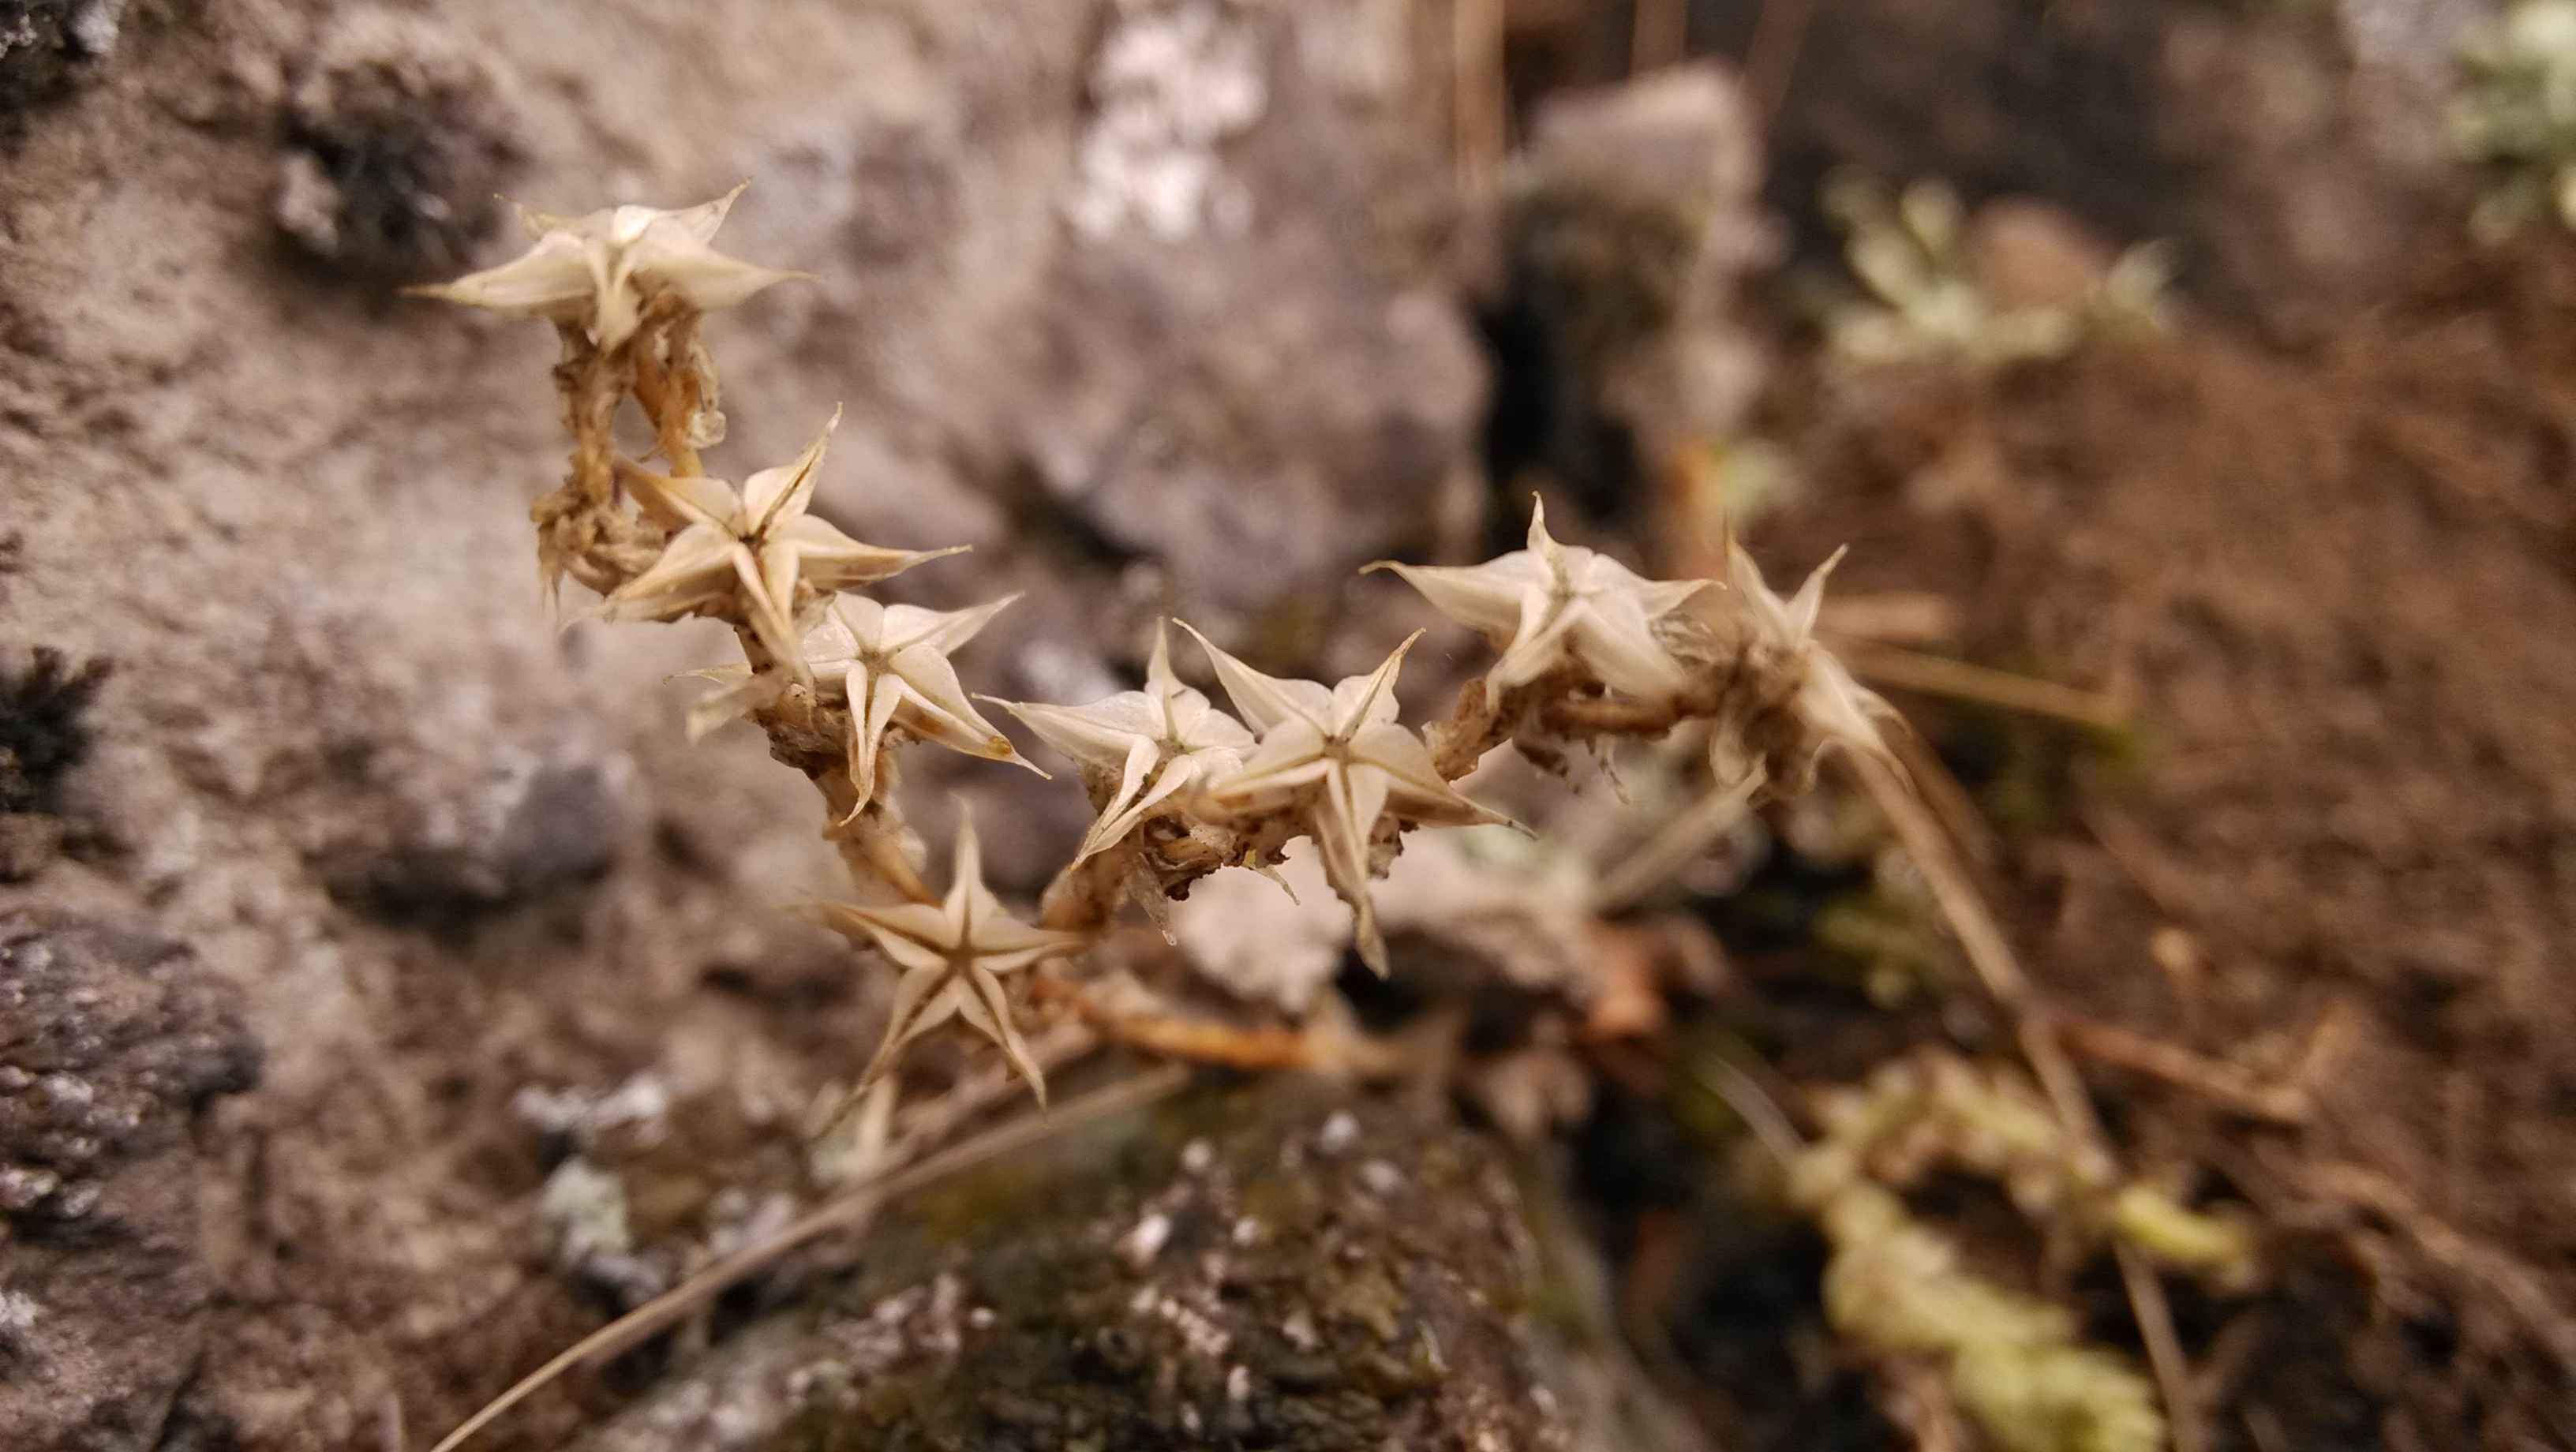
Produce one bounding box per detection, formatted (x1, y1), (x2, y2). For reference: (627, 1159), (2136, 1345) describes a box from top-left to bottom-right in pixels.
(275, 6), (523, 278)
(0, 648), (107, 881)
(2454, 0), (2576, 239)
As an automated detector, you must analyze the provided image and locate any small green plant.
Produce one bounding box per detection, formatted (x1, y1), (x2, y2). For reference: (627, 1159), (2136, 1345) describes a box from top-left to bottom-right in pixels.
(2453, 0), (2576, 239)
(1821, 174), (2170, 367)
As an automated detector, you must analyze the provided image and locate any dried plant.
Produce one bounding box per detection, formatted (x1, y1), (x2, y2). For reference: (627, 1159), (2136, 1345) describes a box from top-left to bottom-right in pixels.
(417, 186), (2252, 1452)
(417, 185), (1908, 1106)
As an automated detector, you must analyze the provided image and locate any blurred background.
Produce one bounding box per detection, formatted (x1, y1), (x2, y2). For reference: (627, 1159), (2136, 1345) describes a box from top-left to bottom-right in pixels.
(5, 0), (2574, 1448)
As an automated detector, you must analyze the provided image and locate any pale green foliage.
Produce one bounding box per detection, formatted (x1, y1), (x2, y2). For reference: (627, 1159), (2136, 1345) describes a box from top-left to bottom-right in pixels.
(1793, 1171), (2166, 1452)
(2453, 0), (2576, 239)
(1810, 1049), (2260, 1289)
(1822, 174), (2170, 367)
(1768, 1049), (2263, 1452)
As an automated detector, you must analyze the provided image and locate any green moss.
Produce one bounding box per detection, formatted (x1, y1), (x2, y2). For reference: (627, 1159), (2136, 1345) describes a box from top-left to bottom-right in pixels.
(766, 1076), (1548, 1452)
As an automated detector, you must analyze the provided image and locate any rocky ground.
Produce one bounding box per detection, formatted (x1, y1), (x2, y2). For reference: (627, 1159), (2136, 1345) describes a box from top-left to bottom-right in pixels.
(4, 1), (2569, 1450)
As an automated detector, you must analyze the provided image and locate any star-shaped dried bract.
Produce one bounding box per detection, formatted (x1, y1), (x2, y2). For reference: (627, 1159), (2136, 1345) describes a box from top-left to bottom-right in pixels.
(996, 621), (1256, 866)
(605, 412), (961, 672)
(1181, 623), (1515, 975)
(1727, 541), (1896, 786)
(1372, 500), (1715, 702)
(806, 594), (1042, 810)
(410, 183), (805, 348)
(806, 811), (1087, 1103)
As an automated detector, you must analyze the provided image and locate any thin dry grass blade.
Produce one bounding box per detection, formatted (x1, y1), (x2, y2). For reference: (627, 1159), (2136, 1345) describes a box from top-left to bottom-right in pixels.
(428, 1064), (1190, 1452)
(1834, 640), (2130, 729)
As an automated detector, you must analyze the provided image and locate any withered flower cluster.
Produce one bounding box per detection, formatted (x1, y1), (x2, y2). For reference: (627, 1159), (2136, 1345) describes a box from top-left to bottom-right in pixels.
(418, 189), (1894, 1104)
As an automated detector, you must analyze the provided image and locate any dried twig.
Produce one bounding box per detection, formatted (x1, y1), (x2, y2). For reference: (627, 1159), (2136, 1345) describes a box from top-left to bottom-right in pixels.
(2057, 1017), (2308, 1126)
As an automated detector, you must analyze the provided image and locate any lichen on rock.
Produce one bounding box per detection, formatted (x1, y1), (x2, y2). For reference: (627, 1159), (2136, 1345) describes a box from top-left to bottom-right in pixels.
(576, 1076), (1662, 1452)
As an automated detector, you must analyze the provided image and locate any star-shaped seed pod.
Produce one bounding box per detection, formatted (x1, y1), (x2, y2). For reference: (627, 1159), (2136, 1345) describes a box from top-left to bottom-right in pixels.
(806, 594), (1042, 810)
(605, 412), (961, 672)
(1371, 500), (1715, 701)
(994, 621), (1256, 867)
(807, 810), (1088, 1103)
(1179, 623), (1515, 975)
(1728, 541), (1896, 781)
(410, 183), (805, 349)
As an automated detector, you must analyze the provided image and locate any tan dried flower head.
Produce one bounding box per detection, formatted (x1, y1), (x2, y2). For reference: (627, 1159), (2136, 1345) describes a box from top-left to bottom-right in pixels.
(805, 810), (1085, 1103)
(410, 182), (806, 347)
(996, 620), (1256, 867)
(607, 413), (963, 674)
(1182, 623), (1516, 975)
(1372, 500), (1714, 702)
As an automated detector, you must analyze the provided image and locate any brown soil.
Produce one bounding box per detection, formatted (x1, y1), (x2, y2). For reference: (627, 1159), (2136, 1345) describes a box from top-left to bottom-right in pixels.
(1751, 238), (2576, 1448)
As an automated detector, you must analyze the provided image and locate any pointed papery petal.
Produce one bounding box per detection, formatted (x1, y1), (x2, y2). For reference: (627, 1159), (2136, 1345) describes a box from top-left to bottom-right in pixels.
(590, 238), (643, 348)
(1177, 620), (1333, 735)
(789, 518), (966, 593)
(1181, 698), (1256, 751)
(953, 967), (1046, 1106)
(845, 667), (907, 810)
(1204, 719), (1334, 810)
(1105, 735), (1159, 821)
(601, 522), (740, 620)
(923, 593), (1020, 653)
(1346, 722), (1512, 828)
(887, 645), (1019, 761)
(668, 181), (750, 245)
(1637, 575), (1716, 620)
(1787, 545), (1849, 638)
(616, 459), (740, 533)
(1567, 596), (1693, 700)
(863, 973), (965, 1087)
(1728, 544), (1795, 638)
(947, 809), (988, 934)
(1370, 559), (1537, 638)
(1144, 619), (1187, 720)
(1488, 582), (1585, 691)
(410, 231), (596, 318)
(806, 900), (959, 965)
(1329, 633), (1422, 734)
(833, 593), (893, 645)
(511, 200), (578, 240)
(1075, 749), (1193, 864)
(1003, 694), (1162, 773)
(1312, 763), (1394, 975)
(741, 537), (807, 670)
(638, 241), (803, 316)
(1526, 496), (1558, 555)
(742, 409), (838, 531)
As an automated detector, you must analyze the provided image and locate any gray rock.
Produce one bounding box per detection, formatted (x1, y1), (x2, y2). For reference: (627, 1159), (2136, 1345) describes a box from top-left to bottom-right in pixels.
(0, 913), (261, 1452)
